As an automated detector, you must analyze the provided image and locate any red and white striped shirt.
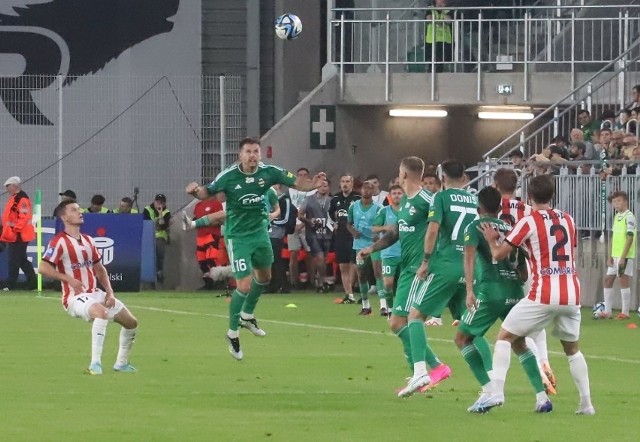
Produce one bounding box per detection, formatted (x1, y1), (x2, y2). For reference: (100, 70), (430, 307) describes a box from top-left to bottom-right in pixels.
(42, 232), (102, 309)
(500, 198), (532, 227)
(506, 209), (580, 306)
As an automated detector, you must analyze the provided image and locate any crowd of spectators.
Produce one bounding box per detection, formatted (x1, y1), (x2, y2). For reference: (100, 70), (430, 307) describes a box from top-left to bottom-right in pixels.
(515, 89), (640, 179)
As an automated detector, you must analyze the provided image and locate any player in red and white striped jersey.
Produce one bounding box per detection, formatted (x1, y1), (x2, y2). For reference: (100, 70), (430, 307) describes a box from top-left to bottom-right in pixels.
(493, 168), (557, 393)
(38, 200), (138, 375)
(474, 175), (594, 415)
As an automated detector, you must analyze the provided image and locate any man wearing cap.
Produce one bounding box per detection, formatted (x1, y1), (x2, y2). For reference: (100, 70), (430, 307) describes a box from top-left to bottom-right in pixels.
(1, 176), (37, 290)
(53, 189), (78, 217)
(143, 194), (171, 284)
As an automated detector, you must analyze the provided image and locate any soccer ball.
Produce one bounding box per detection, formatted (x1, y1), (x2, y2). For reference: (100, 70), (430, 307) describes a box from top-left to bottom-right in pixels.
(592, 302), (605, 318)
(275, 13), (302, 40)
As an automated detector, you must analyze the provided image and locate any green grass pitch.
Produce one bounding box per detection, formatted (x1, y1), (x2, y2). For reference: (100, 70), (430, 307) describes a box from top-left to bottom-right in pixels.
(1, 291), (638, 441)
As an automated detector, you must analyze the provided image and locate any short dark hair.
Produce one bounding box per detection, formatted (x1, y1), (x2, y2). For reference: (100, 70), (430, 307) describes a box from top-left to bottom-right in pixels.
(55, 199), (77, 217)
(600, 128), (612, 135)
(493, 168), (518, 194)
(478, 186), (501, 215)
(239, 137), (260, 149)
(551, 135), (568, 144)
(441, 159), (465, 180)
(571, 141), (586, 154)
(508, 150), (524, 158)
(633, 106), (640, 114)
(619, 109), (632, 117)
(527, 175), (555, 204)
(121, 197), (133, 205)
(400, 156), (425, 177)
(365, 173), (379, 181)
(297, 167), (309, 174)
(91, 194), (105, 205)
(608, 190), (629, 203)
(633, 84), (640, 93)
(389, 184), (403, 192)
(577, 109), (590, 116)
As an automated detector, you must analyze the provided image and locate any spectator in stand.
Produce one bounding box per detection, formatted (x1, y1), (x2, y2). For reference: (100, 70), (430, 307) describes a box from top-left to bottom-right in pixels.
(508, 150), (525, 170)
(86, 194), (111, 214)
(599, 109), (617, 131)
(53, 189), (77, 217)
(569, 128), (595, 160)
(568, 142), (590, 175)
(618, 109), (632, 132)
(113, 197), (138, 214)
(424, 0), (453, 73)
(627, 84), (640, 110)
(621, 134), (638, 160)
(627, 148), (640, 175)
(551, 135), (570, 158)
(577, 109), (600, 143)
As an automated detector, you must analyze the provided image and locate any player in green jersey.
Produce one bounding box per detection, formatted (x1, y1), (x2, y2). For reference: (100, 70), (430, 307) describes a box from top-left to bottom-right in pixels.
(453, 186), (536, 412)
(358, 157), (434, 376)
(398, 160), (480, 397)
(186, 138), (326, 360)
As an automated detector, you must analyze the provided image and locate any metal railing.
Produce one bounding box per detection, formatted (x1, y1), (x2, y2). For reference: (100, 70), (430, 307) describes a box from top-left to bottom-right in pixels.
(330, 4), (640, 101)
(462, 38), (640, 191)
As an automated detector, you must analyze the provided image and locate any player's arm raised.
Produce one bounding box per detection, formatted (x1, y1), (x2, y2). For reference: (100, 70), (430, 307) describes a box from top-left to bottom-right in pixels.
(185, 182), (213, 200)
(293, 172), (327, 191)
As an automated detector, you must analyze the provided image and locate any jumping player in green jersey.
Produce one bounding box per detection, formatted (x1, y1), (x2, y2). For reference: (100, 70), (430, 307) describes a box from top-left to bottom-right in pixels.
(398, 160), (480, 397)
(186, 138), (326, 360)
(358, 157), (433, 377)
(453, 186), (533, 412)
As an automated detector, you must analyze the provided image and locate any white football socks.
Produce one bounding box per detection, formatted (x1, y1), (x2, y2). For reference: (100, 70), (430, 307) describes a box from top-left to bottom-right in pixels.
(115, 327), (137, 366)
(490, 340), (512, 396)
(91, 318), (108, 364)
(603, 288), (614, 314)
(621, 288), (631, 316)
(568, 351), (593, 410)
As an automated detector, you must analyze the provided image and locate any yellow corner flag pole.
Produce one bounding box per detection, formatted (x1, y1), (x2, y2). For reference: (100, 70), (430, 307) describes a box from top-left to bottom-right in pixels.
(34, 189), (42, 296)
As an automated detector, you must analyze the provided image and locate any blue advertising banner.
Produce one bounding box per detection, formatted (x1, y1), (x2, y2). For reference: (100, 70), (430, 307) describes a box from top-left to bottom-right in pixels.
(1, 216), (152, 291)
(77, 214), (144, 292)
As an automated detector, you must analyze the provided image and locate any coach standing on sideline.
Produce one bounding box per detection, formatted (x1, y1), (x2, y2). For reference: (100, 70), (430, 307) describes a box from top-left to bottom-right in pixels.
(1, 176), (37, 291)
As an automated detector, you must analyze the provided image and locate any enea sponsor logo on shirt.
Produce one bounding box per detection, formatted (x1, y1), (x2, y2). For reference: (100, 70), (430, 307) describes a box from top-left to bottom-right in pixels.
(398, 219), (415, 233)
(239, 194), (263, 205)
(287, 172), (294, 179)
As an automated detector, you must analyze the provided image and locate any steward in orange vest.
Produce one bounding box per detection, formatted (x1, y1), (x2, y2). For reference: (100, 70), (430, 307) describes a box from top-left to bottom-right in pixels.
(1, 176), (36, 290)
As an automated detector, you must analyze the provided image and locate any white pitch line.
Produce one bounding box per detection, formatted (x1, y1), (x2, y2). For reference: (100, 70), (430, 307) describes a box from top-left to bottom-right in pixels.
(130, 304), (640, 365)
